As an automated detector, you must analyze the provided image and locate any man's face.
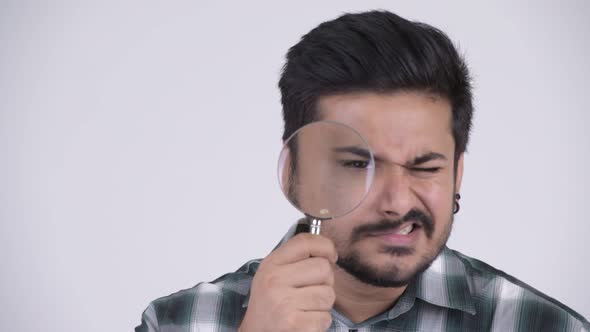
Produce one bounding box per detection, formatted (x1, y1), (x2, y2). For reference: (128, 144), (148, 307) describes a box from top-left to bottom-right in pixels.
(316, 91), (464, 287)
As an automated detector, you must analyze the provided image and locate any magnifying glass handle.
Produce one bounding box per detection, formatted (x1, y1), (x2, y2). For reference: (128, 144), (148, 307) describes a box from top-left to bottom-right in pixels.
(309, 219), (322, 235)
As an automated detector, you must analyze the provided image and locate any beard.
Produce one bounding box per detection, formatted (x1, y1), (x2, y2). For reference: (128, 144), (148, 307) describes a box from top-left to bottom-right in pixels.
(336, 208), (453, 288)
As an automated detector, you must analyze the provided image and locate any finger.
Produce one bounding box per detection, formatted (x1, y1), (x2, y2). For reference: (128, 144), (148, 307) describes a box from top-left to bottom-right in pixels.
(291, 285), (336, 312)
(276, 257), (334, 287)
(291, 311), (333, 332)
(268, 233), (338, 266)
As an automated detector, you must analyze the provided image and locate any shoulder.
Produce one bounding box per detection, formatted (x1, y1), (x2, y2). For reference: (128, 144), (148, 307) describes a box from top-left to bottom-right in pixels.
(450, 248), (590, 331)
(136, 259), (261, 332)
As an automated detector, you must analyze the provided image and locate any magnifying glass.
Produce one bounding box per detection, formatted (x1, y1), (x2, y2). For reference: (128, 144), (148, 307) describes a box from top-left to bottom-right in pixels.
(277, 121), (375, 235)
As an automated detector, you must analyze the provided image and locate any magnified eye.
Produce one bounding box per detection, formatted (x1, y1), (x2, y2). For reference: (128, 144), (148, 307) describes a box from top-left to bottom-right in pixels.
(341, 160), (370, 169)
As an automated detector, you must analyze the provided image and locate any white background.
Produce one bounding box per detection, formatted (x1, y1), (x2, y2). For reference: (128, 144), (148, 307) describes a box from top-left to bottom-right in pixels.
(1, 1), (589, 331)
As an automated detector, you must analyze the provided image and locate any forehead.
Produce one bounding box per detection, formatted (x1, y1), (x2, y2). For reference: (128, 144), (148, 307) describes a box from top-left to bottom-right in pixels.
(317, 91), (454, 161)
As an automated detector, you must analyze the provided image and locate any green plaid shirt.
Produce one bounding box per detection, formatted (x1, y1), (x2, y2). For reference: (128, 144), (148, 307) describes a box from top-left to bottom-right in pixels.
(136, 223), (589, 331)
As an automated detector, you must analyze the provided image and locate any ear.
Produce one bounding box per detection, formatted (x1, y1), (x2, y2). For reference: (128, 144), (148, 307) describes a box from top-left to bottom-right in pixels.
(455, 153), (464, 193)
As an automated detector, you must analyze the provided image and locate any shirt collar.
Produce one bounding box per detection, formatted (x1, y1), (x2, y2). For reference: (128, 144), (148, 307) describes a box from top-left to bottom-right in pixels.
(242, 221), (477, 317)
(414, 246), (477, 315)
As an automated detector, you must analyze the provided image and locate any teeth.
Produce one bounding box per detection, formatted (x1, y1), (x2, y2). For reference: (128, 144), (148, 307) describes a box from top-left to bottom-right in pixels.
(395, 224), (414, 235)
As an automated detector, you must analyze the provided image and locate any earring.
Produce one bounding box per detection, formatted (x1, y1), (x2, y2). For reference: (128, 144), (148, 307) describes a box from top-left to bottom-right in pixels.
(453, 193), (461, 214)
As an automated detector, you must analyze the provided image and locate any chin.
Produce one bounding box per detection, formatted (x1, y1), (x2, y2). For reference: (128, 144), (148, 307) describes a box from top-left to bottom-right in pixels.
(336, 244), (442, 288)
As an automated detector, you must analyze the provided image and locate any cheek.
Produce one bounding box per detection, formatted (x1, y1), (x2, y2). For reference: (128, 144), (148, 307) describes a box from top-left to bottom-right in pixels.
(412, 177), (454, 216)
(321, 217), (357, 251)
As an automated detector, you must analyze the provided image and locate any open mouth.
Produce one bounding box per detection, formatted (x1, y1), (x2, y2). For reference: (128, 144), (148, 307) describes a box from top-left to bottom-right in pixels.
(395, 223), (417, 235)
(369, 222), (421, 237)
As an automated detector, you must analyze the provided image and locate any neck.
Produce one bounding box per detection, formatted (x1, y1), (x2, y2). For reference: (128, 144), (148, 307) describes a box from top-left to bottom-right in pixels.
(332, 266), (407, 324)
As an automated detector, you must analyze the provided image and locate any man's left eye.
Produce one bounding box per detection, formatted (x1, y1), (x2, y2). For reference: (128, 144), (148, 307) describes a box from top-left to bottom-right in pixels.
(411, 167), (442, 173)
(341, 160), (370, 169)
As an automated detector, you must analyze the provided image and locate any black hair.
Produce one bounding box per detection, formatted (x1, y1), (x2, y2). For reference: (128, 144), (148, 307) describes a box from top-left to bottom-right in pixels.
(279, 10), (473, 162)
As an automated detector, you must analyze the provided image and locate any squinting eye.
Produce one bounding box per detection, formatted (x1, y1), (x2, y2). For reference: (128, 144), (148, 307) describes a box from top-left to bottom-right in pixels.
(341, 160), (370, 169)
(411, 167), (442, 173)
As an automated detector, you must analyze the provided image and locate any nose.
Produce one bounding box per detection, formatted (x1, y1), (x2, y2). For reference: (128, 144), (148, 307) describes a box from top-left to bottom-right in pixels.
(373, 164), (416, 219)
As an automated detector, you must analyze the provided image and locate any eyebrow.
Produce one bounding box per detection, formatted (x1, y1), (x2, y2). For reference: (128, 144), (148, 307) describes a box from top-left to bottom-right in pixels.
(332, 146), (372, 159)
(409, 152), (447, 165)
(332, 148), (447, 165)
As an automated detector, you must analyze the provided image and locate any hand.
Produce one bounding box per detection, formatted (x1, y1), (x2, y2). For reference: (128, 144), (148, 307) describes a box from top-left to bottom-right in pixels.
(239, 233), (338, 332)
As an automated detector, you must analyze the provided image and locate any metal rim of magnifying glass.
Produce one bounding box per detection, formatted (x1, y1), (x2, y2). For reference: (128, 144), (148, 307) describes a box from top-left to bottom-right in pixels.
(276, 120), (376, 221)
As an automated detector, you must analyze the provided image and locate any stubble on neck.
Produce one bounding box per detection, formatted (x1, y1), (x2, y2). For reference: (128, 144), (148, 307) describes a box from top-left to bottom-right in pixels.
(332, 265), (408, 324)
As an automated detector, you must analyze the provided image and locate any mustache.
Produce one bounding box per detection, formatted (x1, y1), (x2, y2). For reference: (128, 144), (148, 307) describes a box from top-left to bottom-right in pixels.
(350, 209), (434, 241)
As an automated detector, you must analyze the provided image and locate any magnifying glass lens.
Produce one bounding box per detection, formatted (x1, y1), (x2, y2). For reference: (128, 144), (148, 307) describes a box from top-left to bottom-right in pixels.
(278, 121), (375, 221)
